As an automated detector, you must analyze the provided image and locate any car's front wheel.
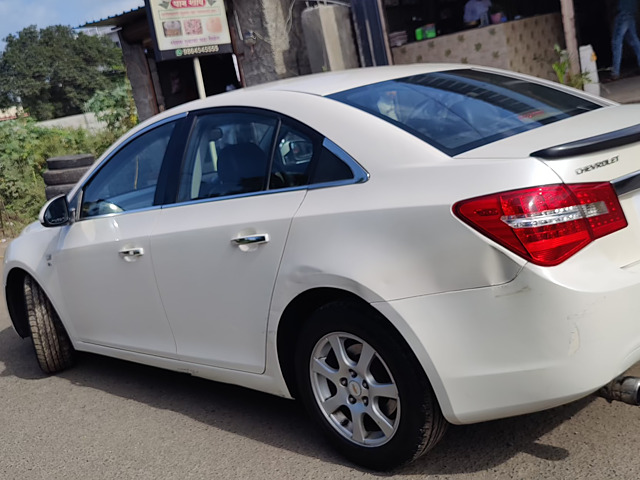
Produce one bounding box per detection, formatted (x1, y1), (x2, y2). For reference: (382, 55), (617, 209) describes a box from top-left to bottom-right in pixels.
(295, 302), (447, 470)
(23, 275), (76, 373)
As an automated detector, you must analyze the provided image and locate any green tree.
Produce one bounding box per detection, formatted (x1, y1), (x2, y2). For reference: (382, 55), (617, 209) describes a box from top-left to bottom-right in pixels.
(85, 80), (138, 135)
(0, 25), (125, 120)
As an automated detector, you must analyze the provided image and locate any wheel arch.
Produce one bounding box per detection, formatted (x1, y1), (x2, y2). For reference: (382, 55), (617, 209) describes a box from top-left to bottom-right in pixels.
(5, 268), (30, 338)
(276, 287), (436, 403)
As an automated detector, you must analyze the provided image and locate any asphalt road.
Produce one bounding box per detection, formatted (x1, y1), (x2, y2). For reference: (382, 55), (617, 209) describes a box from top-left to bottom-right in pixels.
(2, 240), (640, 480)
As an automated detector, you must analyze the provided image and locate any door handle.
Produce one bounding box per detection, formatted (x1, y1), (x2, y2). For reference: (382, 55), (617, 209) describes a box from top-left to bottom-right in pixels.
(231, 234), (270, 245)
(119, 247), (144, 257)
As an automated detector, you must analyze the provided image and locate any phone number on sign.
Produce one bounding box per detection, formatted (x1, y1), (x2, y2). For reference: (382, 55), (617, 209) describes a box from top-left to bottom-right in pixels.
(176, 45), (220, 56)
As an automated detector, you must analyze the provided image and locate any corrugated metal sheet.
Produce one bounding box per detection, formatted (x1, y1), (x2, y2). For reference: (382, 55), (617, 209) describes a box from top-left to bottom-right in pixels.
(81, 6), (146, 28)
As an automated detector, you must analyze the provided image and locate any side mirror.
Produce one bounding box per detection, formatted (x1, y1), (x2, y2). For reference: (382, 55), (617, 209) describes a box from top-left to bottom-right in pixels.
(39, 194), (71, 227)
(283, 140), (313, 164)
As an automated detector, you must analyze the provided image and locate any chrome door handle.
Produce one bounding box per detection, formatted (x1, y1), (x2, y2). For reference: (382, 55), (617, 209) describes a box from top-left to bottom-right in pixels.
(119, 247), (144, 257)
(231, 234), (270, 245)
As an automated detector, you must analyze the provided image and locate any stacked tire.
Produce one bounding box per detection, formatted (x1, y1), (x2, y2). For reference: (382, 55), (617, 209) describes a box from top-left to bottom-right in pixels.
(43, 154), (95, 200)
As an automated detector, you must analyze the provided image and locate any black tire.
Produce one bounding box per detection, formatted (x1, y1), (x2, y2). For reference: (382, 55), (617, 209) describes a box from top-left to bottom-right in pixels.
(46, 154), (94, 170)
(45, 184), (76, 200)
(23, 275), (76, 373)
(295, 302), (447, 470)
(43, 166), (90, 186)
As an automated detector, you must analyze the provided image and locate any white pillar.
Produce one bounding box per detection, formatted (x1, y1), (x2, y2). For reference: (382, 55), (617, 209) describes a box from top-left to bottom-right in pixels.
(560, 0), (580, 76)
(193, 57), (206, 99)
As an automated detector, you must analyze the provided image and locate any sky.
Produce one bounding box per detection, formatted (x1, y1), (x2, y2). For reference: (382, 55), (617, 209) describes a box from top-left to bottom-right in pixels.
(0, 0), (145, 50)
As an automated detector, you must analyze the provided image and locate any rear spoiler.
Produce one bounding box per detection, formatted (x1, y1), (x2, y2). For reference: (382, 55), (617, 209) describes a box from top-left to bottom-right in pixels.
(531, 124), (640, 159)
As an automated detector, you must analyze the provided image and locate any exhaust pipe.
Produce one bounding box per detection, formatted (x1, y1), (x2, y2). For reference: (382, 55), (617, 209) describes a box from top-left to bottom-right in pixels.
(599, 376), (640, 405)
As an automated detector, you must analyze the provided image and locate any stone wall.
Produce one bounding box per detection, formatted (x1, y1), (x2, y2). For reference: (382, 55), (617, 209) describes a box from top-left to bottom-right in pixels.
(233, 0), (311, 86)
(37, 113), (106, 132)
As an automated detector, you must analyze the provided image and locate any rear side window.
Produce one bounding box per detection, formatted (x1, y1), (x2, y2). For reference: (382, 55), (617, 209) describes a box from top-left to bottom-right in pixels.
(311, 147), (354, 184)
(329, 69), (602, 156)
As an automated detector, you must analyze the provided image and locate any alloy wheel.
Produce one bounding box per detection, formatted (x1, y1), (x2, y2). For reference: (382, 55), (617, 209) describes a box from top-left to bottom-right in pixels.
(309, 332), (400, 446)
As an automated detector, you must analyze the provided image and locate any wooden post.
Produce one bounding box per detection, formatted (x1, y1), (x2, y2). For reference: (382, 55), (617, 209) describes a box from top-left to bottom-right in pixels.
(376, 0), (393, 65)
(118, 33), (159, 121)
(560, 0), (580, 75)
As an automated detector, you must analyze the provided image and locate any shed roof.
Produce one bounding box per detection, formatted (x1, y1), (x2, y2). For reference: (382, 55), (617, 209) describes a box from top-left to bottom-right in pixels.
(81, 6), (146, 28)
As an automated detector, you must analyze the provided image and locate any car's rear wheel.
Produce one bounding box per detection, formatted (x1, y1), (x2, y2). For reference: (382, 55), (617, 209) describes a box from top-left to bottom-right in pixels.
(295, 302), (447, 470)
(23, 275), (75, 373)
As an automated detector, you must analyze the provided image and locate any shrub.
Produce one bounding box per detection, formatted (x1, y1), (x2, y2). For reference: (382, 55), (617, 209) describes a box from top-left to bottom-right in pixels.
(0, 118), (121, 235)
(552, 44), (591, 90)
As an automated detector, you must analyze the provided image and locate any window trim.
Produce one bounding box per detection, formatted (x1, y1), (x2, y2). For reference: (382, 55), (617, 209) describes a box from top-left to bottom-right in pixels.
(266, 118), (283, 191)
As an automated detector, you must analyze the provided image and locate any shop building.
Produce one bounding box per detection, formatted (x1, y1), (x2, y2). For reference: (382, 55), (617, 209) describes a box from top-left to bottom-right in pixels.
(84, 1), (631, 122)
(378, 0), (625, 81)
(84, 0), (313, 121)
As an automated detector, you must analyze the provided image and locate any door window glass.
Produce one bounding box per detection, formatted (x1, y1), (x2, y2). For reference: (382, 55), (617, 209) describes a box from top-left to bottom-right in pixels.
(271, 123), (315, 188)
(177, 113), (276, 202)
(81, 121), (176, 218)
(310, 147), (354, 184)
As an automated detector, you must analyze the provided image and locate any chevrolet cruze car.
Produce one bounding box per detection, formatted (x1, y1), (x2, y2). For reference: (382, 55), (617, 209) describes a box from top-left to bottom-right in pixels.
(5, 64), (640, 470)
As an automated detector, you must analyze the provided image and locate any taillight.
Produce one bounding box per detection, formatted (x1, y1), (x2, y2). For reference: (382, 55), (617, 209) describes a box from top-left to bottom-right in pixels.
(453, 183), (627, 266)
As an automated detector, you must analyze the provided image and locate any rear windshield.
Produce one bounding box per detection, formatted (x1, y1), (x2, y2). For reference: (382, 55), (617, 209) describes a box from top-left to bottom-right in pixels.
(328, 69), (602, 156)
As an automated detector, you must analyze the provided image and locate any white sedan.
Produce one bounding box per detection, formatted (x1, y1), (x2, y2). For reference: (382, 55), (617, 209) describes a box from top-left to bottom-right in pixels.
(5, 64), (640, 470)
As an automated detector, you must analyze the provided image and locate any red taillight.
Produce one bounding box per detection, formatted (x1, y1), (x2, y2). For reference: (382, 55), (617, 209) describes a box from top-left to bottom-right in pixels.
(453, 183), (627, 266)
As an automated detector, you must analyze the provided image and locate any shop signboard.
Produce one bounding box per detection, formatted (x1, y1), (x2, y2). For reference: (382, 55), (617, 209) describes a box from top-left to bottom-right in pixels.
(145, 0), (233, 61)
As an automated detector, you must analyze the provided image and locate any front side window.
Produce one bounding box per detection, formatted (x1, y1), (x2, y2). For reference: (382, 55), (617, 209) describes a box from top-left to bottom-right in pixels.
(329, 69), (602, 156)
(81, 121), (176, 218)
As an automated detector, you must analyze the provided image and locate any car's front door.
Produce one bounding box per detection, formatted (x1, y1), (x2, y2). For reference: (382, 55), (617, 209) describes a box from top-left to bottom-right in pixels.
(150, 111), (315, 373)
(54, 119), (180, 356)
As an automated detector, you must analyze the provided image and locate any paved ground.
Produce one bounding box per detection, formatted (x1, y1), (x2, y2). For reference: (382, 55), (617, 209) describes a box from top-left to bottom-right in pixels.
(600, 75), (640, 104)
(2, 239), (640, 479)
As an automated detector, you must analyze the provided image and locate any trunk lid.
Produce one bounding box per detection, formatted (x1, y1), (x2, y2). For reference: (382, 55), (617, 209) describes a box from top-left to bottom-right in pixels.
(459, 104), (640, 268)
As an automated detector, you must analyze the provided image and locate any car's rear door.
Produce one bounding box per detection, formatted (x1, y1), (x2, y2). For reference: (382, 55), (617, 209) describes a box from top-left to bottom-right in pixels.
(149, 109), (314, 373)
